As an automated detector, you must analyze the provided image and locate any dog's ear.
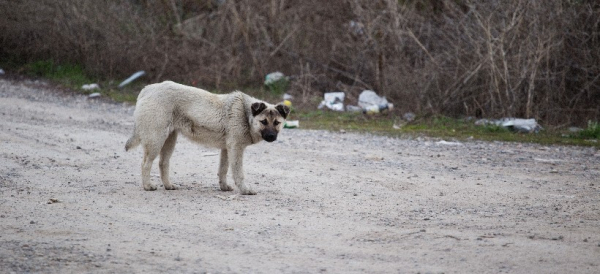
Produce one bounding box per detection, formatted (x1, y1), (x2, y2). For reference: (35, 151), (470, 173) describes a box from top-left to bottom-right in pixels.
(275, 104), (290, 119)
(251, 102), (267, 116)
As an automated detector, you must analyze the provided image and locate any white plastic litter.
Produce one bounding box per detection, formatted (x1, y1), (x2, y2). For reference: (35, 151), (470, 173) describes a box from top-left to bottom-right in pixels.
(318, 92), (345, 111)
(0, 68), (5, 75)
(357, 90), (394, 114)
(475, 118), (542, 133)
(501, 118), (541, 133)
(358, 90), (389, 109)
(264, 71), (285, 85)
(284, 120), (299, 128)
(283, 93), (294, 100)
(88, 92), (101, 98)
(82, 83), (100, 90)
(118, 71), (145, 88)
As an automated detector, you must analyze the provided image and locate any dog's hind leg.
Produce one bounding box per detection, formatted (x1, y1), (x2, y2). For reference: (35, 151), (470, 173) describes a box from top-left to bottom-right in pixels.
(218, 149), (233, 191)
(159, 131), (179, 190)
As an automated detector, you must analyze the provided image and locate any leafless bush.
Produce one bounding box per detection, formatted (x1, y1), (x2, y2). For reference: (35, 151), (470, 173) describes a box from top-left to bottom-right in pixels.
(0, 0), (598, 125)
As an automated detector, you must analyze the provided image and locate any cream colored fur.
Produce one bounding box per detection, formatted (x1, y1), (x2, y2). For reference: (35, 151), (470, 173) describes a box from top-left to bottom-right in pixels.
(125, 81), (287, 195)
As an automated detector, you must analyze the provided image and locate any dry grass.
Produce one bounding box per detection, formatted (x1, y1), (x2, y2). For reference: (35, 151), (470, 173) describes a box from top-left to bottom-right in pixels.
(0, 0), (598, 126)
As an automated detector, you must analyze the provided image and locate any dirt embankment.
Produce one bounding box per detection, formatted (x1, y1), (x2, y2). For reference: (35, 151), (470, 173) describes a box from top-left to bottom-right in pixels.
(1, 78), (599, 273)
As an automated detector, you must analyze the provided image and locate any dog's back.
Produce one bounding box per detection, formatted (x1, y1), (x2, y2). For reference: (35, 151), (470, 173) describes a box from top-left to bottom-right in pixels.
(126, 81), (233, 151)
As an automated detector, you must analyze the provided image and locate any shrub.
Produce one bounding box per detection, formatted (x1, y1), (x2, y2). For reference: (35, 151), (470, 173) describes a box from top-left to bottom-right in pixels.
(579, 121), (600, 139)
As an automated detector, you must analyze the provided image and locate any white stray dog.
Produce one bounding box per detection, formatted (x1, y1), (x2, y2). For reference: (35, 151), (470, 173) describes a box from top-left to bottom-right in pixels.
(125, 81), (289, 195)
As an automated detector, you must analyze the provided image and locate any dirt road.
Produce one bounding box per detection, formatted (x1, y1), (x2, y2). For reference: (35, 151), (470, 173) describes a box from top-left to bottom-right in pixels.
(1, 78), (599, 273)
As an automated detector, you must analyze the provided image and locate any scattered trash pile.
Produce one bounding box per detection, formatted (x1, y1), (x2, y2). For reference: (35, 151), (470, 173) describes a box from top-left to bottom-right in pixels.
(475, 118), (543, 133)
(318, 89), (394, 115)
(262, 71), (543, 135)
(287, 88), (395, 128)
(265, 71), (398, 129)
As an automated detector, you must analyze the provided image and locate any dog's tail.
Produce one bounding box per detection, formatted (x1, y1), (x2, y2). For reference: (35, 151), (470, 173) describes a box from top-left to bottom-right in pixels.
(125, 127), (141, 152)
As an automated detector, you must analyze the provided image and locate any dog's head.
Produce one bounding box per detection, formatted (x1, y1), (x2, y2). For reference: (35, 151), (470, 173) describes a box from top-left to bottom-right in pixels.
(251, 102), (290, 142)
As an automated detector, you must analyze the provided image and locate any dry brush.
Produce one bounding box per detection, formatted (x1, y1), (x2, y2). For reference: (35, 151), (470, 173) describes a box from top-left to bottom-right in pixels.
(0, 0), (598, 125)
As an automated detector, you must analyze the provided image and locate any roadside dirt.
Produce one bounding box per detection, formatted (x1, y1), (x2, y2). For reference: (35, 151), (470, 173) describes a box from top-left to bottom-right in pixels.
(1, 78), (599, 273)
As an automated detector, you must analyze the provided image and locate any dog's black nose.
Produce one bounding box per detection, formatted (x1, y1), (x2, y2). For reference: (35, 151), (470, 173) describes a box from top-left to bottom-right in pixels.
(264, 133), (277, 142)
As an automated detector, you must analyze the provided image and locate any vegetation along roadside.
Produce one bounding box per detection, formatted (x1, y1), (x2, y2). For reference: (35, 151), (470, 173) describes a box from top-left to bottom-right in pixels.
(3, 59), (598, 149)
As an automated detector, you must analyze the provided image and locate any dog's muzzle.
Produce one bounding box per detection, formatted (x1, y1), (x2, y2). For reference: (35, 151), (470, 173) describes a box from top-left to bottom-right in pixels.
(262, 131), (277, 142)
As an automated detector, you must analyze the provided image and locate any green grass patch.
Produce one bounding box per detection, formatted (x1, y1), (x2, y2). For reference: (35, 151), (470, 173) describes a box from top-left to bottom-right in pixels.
(264, 78), (288, 96)
(105, 87), (141, 102)
(26, 60), (92, 88)
(296, 111), (394, 133)
(292, 111), (600, 148)
(578, 121), (600, 139)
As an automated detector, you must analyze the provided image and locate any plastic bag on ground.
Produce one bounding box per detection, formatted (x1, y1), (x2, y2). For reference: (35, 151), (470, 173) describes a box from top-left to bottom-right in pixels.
(475, 118), (542, 133)
(318, 92), (345, 111)
(358, 90), (394, 114)
(358, 90), (388, 109)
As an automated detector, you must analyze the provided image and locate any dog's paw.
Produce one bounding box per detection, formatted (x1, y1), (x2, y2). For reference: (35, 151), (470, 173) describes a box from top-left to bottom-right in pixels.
(143, 184), (157, 191)
(220, 184), (234, 191)
(164, 184), (178, 190)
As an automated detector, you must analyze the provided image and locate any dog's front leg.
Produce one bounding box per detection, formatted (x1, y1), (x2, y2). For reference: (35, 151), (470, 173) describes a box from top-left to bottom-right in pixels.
(218, 149), (233, 191)
(228, 146), (256, 195)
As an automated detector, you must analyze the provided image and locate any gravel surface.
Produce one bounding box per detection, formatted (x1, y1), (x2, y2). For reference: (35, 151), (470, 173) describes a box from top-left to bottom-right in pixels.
(1, 78), (599, 273)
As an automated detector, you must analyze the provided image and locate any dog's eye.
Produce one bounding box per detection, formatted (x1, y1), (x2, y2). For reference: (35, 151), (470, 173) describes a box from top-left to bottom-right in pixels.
(273, 121), (280, 126)
(260, 120), (268, 125)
